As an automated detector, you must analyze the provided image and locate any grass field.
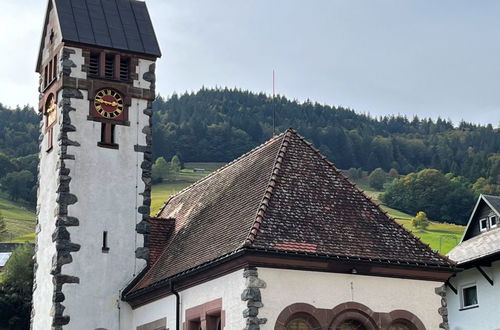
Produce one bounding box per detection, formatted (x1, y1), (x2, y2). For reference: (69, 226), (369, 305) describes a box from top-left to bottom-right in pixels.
(356, 184), (465, 254)
(151, 163), (225, 216)
(0, 196), (36, 243)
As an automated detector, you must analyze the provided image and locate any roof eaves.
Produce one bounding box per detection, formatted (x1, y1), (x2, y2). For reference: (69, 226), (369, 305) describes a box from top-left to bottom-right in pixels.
(246, 247), (457, 270)
(36, 0), (54, 72)
(124, 246), (457, 300)
(482, 194), (500, 218)
(460, 195), (486, 243)
(243, 129), (293, 247)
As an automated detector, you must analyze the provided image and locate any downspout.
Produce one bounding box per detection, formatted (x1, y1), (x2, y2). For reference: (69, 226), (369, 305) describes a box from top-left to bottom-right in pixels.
(171, 280), (180, 330)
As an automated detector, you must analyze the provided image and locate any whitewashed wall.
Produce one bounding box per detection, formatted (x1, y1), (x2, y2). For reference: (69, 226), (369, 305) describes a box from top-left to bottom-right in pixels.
(52, 47), (149, 330)
(32, 84), (61, 330)
(258, 267), (443, 329)
(133, 270), (247, 330)
(447, 260), (500, 330)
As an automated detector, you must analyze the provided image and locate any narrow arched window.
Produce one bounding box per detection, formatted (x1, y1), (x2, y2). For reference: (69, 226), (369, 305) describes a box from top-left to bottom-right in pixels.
(286, 318), (313, 330)
(388, 321), (415, 330)
(336, 320), (367, 330)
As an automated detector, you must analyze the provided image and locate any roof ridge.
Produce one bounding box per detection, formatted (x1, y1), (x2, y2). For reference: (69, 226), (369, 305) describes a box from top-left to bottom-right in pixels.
(243, 129), (294, 246)
(155, 133), (286, 217)
(288, 129), (453, 263)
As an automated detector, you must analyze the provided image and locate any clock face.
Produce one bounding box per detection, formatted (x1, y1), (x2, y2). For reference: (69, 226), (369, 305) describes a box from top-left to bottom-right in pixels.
(94, 88), (124, 119)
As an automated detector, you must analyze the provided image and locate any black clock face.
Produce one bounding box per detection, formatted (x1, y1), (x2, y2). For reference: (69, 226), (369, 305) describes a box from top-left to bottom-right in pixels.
(94, 88), (124, 118)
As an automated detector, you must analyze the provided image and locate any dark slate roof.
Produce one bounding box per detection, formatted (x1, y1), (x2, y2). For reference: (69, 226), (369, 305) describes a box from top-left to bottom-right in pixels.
(483, 195), (500, 215)
(37, 0), (160, 71)
(129, 129), (453, 294)
(459, 194), (500, 242)
(56, 0), (161, 56)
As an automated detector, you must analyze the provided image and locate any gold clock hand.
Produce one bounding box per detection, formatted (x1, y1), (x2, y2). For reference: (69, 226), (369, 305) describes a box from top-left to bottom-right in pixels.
(96, 98), (119, 107)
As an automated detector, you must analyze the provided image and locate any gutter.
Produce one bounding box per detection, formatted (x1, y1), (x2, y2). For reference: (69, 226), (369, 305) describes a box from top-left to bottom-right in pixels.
(123, 248), (246, 301)
(170, 281), (180, 330)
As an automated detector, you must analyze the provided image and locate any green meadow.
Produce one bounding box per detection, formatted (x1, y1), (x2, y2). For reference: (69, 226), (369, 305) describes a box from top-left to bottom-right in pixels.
(0, 195), (36, 243)
(357, 185), (465, 254)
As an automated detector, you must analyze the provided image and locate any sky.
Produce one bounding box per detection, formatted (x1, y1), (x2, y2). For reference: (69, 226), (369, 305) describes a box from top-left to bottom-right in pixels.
(0, 0), (499, 126)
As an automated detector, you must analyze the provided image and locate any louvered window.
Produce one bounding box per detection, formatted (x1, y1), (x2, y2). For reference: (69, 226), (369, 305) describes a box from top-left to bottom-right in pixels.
(105, 54), (114, 79)
(119, 57), (130, 81)
(89, 52), (99, 76)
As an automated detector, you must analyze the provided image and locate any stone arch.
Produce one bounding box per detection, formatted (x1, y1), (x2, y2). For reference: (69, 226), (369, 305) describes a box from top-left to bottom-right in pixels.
(387, 310), (425, 330)
(328, 302), (378, 330)
(275, 303), (323, 330)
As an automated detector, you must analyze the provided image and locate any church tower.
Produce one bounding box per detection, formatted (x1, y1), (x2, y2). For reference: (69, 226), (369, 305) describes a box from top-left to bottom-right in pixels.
(32, 0), (161, 329)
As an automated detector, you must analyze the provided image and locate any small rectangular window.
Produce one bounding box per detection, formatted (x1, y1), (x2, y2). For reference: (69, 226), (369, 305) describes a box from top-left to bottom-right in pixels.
(188, 320), (201, 330)
(48, 59), (53, 83)
(490, 216), (497, 228)
(98, 123), (118, 149)
(44, 65), (48, 89)
(102, 231), (109, 252)
(480, 218), (488, 232)
(119, 57), (130, 81)
(53, 54), (58, 80)
(46, 127), (53, 152)
(105, 54), (115, 79)
(89, 52), (100, 76)
(461, 284), (478, 309)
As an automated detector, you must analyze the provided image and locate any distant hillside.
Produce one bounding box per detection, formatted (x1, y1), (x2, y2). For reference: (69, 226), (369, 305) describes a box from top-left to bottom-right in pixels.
(153, 88), (499, 184)
(0, 104), (39, 158)
(0, 89), (498, 206)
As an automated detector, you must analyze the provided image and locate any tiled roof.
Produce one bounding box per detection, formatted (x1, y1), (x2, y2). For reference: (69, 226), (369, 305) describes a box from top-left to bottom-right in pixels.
(448, 227), (500, 265)
(128, 129), (453, 294)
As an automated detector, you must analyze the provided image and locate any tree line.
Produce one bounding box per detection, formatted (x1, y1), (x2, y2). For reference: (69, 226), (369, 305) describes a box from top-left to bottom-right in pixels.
(0, 104), (39, 204)
(152, 88), (500, 187)
(0, 89), (498, 215)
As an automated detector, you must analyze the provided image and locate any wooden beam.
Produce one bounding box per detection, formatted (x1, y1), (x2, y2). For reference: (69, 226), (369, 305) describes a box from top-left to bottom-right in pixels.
(476, 266), (494, 286)
(445, 280), (457, 295)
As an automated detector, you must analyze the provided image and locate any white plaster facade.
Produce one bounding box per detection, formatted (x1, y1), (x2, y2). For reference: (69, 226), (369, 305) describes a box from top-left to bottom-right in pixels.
(258, 267), (442, 329)
(33, 45), (153, 330)
(447, 260), (500, 330)
(130, 267), (445, 330)
(32, 81), (61, 330)
(61, 49), (149, 330)
(132, 270), (247, 330)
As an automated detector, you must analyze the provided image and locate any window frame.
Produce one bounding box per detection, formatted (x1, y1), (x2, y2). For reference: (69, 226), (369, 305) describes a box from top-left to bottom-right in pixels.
(479, 218), (488, 232)
(490, 215), (497, 229)
(460, 283), (479, 310)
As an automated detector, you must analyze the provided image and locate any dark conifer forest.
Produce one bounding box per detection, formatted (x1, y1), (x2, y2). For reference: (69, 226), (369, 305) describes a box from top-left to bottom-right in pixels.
(152, 88), (499, 183)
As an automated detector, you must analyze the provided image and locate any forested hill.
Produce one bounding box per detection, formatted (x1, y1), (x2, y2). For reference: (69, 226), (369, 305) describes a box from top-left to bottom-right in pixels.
(0, 104), (39, 158)
(153, 88), (499, 183)
(0, 88), (498, 203)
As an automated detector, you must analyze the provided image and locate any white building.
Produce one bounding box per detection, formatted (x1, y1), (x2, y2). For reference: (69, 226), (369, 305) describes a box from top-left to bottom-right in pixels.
(446, 194), (500, 330)
(33, 1), (456, 329)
